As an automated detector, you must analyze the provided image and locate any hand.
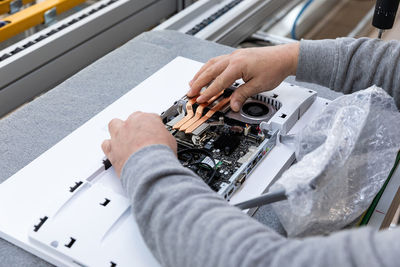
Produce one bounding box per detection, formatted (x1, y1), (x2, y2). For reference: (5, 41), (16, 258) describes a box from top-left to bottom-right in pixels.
(187, 42), (299, 112)
(102, 112), (177, 177)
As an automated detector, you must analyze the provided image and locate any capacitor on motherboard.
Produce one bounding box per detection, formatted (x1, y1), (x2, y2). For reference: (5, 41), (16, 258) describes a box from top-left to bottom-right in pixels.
(244, 124), (251, 136)
(178, 102), (183, 114)
(204, 141), (213, 150)
(258, 132), (265, 141)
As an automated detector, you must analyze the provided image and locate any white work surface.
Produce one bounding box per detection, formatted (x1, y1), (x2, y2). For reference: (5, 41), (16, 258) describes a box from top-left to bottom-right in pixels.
(0, 57), (328, 266)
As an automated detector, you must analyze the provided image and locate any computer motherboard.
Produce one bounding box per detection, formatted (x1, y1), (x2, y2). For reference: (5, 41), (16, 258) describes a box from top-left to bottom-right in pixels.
(161, 85), (280, 200)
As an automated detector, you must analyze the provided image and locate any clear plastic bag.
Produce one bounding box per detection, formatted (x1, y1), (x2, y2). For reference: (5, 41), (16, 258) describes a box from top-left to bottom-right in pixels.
(271, 86), (400, 237)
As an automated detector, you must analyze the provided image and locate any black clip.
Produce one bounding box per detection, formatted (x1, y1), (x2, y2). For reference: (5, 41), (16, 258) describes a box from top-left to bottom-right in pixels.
(65, 237), (76, 248)
(100, 198), (111, 207)
(69, 181), (83, 193)
(33, 216), (48, 232)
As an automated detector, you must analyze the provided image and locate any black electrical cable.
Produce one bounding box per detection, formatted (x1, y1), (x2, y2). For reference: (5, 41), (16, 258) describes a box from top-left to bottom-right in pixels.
(234, 189), (287, 210)
(178, 148), (217, 185)
(190, 162), (215, 184)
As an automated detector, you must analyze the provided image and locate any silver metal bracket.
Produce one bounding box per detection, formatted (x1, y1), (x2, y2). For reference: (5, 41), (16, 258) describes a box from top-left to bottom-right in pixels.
(44, 7), (57, 26)
(10, 0), (23, 14)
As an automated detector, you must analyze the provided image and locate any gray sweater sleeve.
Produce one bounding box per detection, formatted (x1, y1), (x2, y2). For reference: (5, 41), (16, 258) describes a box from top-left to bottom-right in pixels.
(121, 144), (400, 267)
(296, 37), (400, 108)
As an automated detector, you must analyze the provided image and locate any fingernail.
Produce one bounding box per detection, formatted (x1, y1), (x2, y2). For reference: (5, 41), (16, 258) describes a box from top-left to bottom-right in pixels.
(187, 89), (193, 96)
(197, 95), (205, 102)
(232, 101), (240, 111)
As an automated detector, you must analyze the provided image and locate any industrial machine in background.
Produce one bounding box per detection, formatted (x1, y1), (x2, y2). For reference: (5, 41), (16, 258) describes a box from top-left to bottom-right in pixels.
(0, 0), (396, 118)
(0, 0), (298, 118)
(0, 0), (89, 43)
(155, 0), (302, 46)
(0, 0), (180, 117)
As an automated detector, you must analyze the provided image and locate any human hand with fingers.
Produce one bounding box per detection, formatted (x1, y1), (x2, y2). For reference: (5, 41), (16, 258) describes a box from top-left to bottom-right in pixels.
(187, 42), (300, 112)
(101, 112), (177, 177)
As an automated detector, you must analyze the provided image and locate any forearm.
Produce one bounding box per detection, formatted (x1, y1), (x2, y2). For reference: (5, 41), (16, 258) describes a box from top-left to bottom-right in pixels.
(121, 145), (285, 266)
(296, 37), (400, 108)
(121, 145), (397, 267)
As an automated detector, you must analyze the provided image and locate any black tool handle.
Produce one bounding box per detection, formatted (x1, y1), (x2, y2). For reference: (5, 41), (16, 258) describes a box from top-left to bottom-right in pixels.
(373, 0), (400, 30)
(103, 158), (112, 170)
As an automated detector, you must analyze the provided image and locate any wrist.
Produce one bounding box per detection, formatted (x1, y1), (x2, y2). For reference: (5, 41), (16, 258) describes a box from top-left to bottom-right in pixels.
(282, 42), (300, 77)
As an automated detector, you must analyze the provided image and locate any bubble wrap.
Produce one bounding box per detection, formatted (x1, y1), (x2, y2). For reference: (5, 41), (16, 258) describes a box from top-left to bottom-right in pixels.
(271, 86), (400, 237)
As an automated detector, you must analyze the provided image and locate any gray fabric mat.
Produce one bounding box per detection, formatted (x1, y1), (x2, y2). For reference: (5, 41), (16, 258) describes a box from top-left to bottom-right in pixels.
(0, 30), (341, 265)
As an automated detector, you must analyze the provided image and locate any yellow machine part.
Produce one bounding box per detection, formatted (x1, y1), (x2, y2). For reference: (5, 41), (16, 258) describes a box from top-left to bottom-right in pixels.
(0, 0), (87, 42)
(0, 0), (36, 15)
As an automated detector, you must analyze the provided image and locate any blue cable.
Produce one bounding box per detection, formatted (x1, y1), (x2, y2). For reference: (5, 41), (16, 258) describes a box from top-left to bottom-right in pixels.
(291, 0), (314, 40)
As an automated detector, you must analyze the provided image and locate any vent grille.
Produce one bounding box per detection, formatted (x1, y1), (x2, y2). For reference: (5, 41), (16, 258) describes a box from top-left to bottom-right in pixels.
(253, 94), (282, 110)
